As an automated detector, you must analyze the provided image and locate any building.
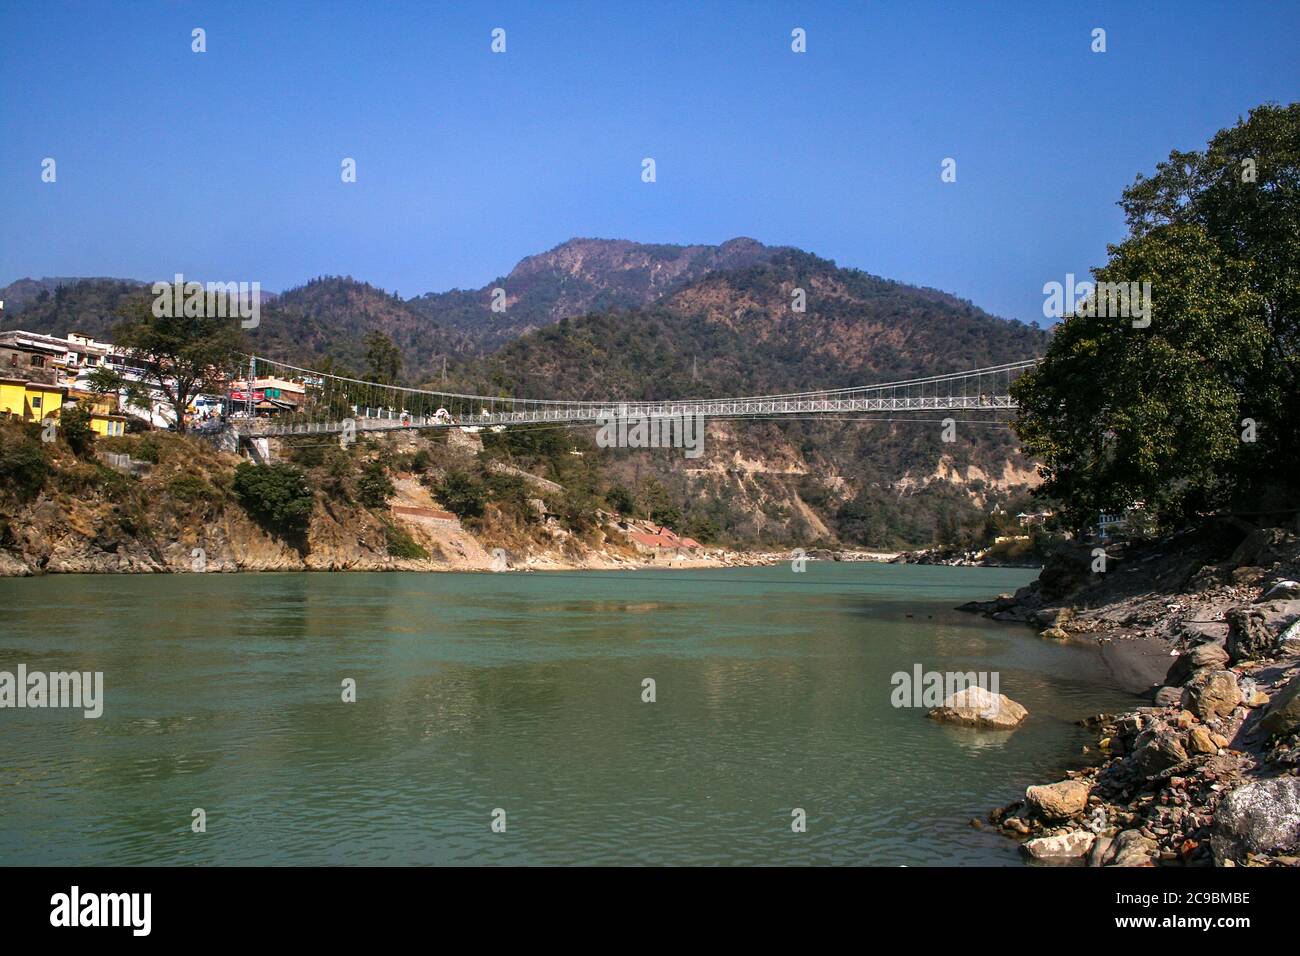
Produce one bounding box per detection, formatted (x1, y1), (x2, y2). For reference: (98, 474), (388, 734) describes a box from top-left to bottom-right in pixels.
(0, 329), (122, 381)
(0, 331), (62, 384)
(229, 376), (307, 416)
(625, 520), (703, 557)
(1016, 510), (1054, 527)
(64, 388), (132, 437)
(0, 377), (65, 422)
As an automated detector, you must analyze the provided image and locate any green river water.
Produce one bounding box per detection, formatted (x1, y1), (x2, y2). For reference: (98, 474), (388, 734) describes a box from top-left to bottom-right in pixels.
(0, 563), (1136, 865)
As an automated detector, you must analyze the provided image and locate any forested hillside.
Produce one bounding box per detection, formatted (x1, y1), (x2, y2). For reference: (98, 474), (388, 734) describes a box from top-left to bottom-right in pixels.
(2, 240), (1050, 549)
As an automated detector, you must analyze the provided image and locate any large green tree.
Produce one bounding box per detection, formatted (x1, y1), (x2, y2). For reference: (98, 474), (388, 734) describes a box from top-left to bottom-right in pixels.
(1014, 103), (1296, 532)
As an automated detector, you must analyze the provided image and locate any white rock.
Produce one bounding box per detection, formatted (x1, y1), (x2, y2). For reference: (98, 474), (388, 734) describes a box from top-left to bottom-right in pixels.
(928, 686), (1028, 729)
(1023, 830), (1096, 860)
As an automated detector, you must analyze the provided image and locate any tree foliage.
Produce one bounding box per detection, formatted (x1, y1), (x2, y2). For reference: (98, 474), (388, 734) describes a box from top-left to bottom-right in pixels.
(1014, 103), (1296, 531)
(233, 462), (314, 535)
(58, 403), (97, 458)
(363, 331), (402, 385)
(0, 422), (50, 502)
(110, 292), (246, 432)
(357, 459), (395, 509)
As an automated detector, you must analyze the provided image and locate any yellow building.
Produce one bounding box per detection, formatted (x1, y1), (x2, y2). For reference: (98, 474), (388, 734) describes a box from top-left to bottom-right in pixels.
(0, 378), (26, 418)
(0, 377), (64, 423)
(65, 387), (131, 437)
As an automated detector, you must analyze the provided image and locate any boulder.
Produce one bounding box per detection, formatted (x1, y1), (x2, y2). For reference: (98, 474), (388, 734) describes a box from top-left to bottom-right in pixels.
(1262, 580), (1300, 601)
(1188, 725), (1218, 755)
(1230, 527), (1297, 568)
(1023, 830), (1095, 861)
(1153, 686), (1182, 708)
(1228, 600), (1300, 662)
(1040, 626), (1069, 641)
(1088, 833), (1114, 867)
(1181, 620), (1229, 644)
(1232, 566), (1267, 586)
(1036, 545), (1095, 602)
(1035, 606), (1074, 628)
(1130, 727), (1188, 775)
(1108, 829), (1158, 867)
(1180, 669), (1241, 721)
(1259, 672), (1300, 738)
(1211, 777), (1300, 864)
(1013, 584), (1044, 610)
(1189, 563), (1233, 590)
(1164, 642), (1230, 687)
(1025, 779), (1091, 822)
(928, 686), (1027, 729)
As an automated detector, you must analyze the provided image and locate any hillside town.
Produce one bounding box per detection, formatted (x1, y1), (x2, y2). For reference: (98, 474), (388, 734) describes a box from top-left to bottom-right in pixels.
(0, 326), (305, 434)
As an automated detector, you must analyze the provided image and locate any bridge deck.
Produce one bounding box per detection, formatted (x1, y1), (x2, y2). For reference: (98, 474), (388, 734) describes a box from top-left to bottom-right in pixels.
(235, 393), (1017, 438)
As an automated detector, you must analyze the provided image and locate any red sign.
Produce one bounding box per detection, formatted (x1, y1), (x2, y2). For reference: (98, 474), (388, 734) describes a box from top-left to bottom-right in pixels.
(230, 390), (265, 401)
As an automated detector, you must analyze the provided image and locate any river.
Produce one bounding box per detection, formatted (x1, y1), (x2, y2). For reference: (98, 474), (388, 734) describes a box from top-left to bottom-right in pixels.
(0, 563), (1135, 865)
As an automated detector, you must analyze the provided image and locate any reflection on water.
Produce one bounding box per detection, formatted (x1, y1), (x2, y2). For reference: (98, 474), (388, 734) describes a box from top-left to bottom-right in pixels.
(0, 564), (1134, 865)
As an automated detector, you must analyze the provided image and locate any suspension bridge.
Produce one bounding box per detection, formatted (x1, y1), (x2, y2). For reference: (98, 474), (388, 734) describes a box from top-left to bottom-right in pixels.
(228, 356), (1040, 439)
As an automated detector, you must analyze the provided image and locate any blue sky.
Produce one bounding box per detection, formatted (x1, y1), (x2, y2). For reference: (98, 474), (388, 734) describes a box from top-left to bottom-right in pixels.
(1, 0), (1295, 325)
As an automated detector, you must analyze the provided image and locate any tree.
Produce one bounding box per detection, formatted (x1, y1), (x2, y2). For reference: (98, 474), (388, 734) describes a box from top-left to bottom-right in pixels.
(86, 365), (154, 423)
(1013, 223), (1266, 532)
(364, 331), (402, 386)
(108, 292), (246, 433)
(605, 484), (636, 515)
(357, 459), (395, 509)
(233, 462), (314, 535)
(434, 470), (486, 519)
(58, 403), (97, 457)
(0, 423), (50, 502)
(1116, 102), (1299, 500)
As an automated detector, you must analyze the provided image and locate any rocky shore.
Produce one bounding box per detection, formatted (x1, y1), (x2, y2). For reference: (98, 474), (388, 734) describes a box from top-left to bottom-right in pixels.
(961, 524), (1300, 866)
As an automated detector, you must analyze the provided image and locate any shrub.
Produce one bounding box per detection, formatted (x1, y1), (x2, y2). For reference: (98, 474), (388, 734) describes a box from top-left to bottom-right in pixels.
(133, 435), (161, 463)
(233, 462), (314, 535)
(434, 469), (487, 519)
(287, 439), (327, 468)
(0, 426), (50, 501)
(167, 473), (217, 505)
(357, 459), (395, 509)
(384, 522), (428, 559)
(59, 404), (96, 458)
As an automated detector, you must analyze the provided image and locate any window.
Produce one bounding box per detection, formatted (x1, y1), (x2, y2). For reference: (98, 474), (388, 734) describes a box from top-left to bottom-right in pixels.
(30, 355), (45, 368)
(31, 396), (41, 409)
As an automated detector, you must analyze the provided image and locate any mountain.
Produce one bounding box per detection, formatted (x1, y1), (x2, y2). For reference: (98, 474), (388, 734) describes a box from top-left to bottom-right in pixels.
(407, 237), (787, 350)
(475, 249), (1045, 399)
(248, 277), (472, 379)
(461, 249), (1050, 549)
(0, 236), (781, 376)
(0, 273), (468, 382)
(0, 277), (147, 335)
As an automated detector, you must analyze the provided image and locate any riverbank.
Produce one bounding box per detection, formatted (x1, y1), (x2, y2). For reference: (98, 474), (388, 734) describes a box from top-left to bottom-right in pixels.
(0, 416), (923, 576)
(0, 539), (904, 576)
(961, 525), (1300, 866)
